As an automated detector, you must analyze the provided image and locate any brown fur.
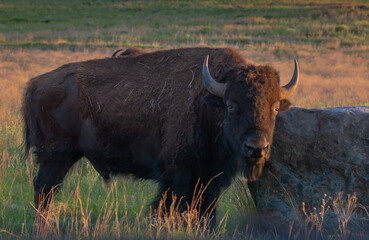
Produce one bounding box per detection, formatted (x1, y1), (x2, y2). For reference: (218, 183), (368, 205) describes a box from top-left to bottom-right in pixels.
(71, 47), (245, 161)
(23, 47), (293, 222)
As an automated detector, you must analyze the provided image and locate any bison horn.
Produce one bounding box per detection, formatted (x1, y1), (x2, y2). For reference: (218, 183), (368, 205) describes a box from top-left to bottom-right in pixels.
(280, 59), (299, 99)
(111, 49), (123, 57)
(202, 55), (226, 97)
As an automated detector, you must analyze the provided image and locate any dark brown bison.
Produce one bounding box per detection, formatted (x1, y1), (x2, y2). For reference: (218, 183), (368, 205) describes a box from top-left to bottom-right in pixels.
(23, 47), (299, 223)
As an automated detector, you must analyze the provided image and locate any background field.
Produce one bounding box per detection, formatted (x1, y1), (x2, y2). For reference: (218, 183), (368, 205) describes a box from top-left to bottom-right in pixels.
(0, 0), (368, 239)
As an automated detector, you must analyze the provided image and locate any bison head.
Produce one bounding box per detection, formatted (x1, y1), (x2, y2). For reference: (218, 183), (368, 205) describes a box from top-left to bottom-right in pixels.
(203, 55), (299, 181)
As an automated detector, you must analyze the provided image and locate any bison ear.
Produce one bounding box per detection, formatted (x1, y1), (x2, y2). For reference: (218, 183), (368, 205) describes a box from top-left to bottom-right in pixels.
(279, 99), (292, 112)
(203, 95), (224, 108)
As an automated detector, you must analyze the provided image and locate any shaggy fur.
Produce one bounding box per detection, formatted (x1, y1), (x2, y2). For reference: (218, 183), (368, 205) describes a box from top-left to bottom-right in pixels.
(23, 47), (293, 222)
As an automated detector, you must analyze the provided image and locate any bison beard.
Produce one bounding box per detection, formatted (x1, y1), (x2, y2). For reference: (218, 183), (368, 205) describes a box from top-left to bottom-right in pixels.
(23, 47), (298, 224)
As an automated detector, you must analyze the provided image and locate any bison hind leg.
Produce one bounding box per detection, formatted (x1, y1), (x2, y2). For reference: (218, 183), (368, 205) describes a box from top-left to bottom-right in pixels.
(33, 151), (82, 211)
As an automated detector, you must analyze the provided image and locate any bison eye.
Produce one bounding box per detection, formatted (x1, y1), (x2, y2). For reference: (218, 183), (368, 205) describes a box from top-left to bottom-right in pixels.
(271, 101), (280, 115)
(228, 104), (234, 112)
(226, 100), (238, 115)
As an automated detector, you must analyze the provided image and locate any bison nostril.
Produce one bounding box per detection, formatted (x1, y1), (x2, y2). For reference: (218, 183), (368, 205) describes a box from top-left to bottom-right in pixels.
(243, 143), (258, 157)
(244, 143), (251, 149)
(243, 142), (269, 158)
(244, 144), (253, 155)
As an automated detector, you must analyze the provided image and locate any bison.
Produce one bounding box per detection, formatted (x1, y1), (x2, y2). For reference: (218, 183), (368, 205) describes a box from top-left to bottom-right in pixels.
(23, 47), (299, 223)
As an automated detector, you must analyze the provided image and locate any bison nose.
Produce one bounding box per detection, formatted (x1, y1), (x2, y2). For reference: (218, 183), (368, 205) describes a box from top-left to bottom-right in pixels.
(243, 141), (269, 159)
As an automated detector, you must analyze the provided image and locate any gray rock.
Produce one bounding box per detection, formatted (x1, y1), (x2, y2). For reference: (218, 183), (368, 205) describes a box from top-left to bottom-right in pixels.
(253, 106), (369, 234)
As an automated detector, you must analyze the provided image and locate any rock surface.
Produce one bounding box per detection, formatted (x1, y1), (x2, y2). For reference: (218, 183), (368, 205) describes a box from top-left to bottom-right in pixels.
(254, 106), (369, 232)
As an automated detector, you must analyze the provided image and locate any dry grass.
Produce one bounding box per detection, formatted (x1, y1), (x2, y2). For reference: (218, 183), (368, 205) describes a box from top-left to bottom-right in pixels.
(300, 192), (361, 240)
(302, 194), (331, 239)
(332, 192), (358, 240)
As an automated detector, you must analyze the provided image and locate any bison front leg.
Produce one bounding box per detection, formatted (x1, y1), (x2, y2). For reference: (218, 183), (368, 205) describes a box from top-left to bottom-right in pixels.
(155, 177), (220, 230)
(198, 182), (222, 229)
(33, 152), (81, 211)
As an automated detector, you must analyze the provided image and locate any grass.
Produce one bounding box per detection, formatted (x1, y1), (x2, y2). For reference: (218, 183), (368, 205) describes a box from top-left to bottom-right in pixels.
(0, 0), (368, 239)
(0, 0), (369, 50)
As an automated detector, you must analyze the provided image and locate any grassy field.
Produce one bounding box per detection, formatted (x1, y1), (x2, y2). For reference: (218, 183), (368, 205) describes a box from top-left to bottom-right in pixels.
(1, 0), (369, 50)
(0, 0), (368, 239)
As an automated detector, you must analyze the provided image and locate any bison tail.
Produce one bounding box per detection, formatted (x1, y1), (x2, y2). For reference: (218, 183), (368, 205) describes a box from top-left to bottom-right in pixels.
(22, 104), (31, 159)
(22, 88), (35, 160)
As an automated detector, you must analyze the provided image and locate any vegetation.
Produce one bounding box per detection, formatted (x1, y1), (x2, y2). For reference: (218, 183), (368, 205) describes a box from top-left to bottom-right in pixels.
(0, 0), (368, 239)
(0, 0), (369, 50)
